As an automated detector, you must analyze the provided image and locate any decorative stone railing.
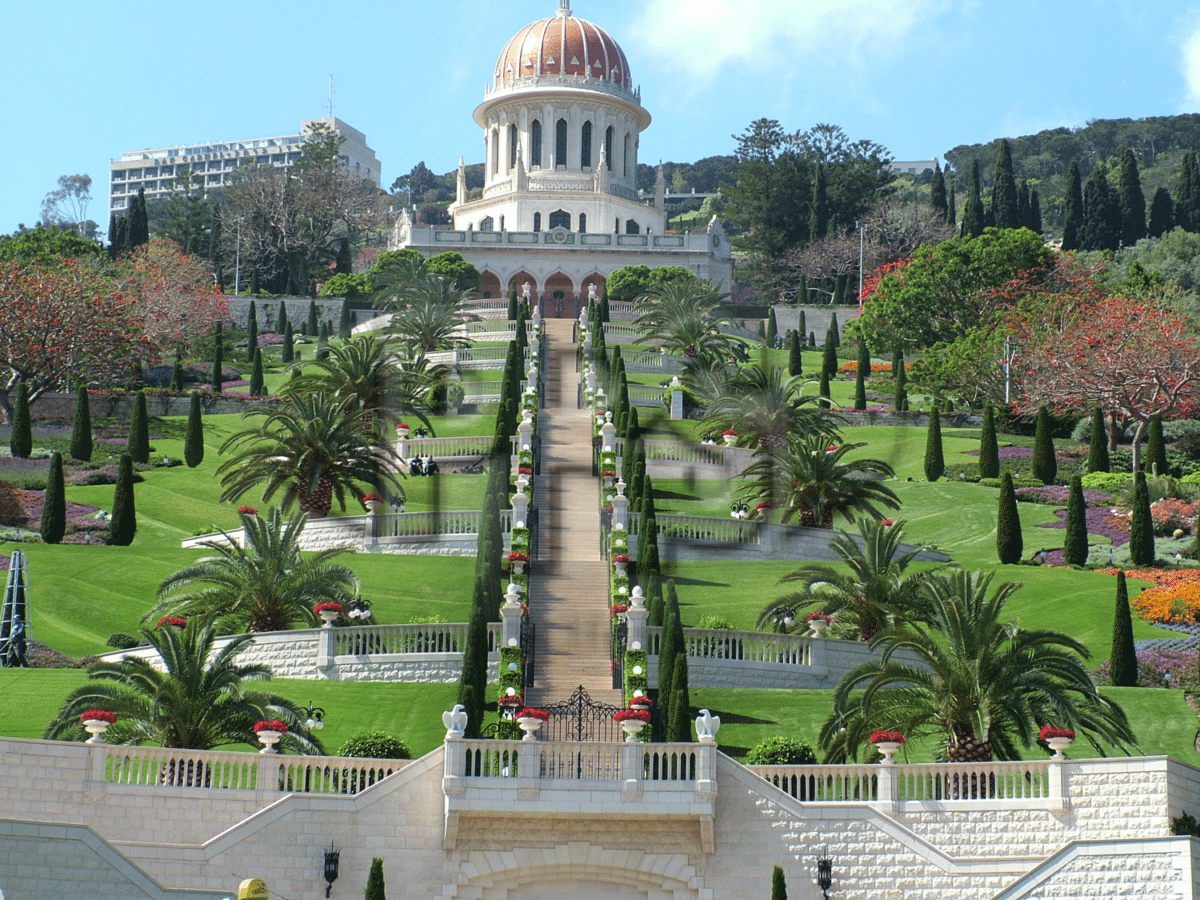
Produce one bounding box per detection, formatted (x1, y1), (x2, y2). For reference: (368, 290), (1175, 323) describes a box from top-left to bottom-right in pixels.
(396, 435), (497, 458)
(621, 351), (683, 374)
(613, 437), (745, 468)
(627, 384), (666, 407)
(646, 627), (814, 666)
(425, 346), (517, 369)
(375, 509), (513, 539)
(100, 744), (408, 796)
(442, 737), (718, 851)
(749, 758), (1062, 811)
(331, 621), (500, 658)
(461, 381), (504, 403)
(600, 323), (642, 343)
(639, 514), (763, 545)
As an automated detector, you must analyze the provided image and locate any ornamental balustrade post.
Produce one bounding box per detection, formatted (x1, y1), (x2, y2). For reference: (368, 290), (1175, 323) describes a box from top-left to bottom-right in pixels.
(611, 486), (629, 531)
(517, 418), (532, 451)
(500, 584), (523, 648)
(601, 420), (616, 452)
(627, 585), (648, 650)
(85, 742), (107, 801)
(586, 366), (597, 394)
(1049, 758), (1066, 809)
(620, 742), (643, 799)
(516, 742), (542, 798)
(670, 377), (684, 420)
(695, 742), (718, 801)
(316, 625), (335, 671)
(511, 488), (529, 533)
(809, 632), (826, 671)
(876, 761), (897, 811)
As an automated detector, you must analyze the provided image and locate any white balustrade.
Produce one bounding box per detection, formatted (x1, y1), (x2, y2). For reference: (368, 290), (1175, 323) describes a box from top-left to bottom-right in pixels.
(334, 622), (501, 657)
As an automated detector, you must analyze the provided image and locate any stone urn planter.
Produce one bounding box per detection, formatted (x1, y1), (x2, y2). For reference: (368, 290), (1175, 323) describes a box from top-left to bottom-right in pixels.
(82, 719), (111, 744)
(808, 618), (829, 638)
(517, 717), (544, 741)
(256, 730), (283, 754)
(722, 432), (737, 446)
(619, 720), (646, 743)
(871, 741), (902, 764)
(1046, 736), (1073, 758)
(364, 499), (384, 513)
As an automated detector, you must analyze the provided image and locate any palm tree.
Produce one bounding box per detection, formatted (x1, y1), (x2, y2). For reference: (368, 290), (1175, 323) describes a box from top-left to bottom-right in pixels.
(281, 334), (443, 435)
(635, 280), (737, 363)
(741, 433), (900, 527)
(217, 391), (404, 518)
(378, 273), (475, 354)
(756, 518), (933, 641)
(703, 362), (838, 452)
(819, 569), (1137, 763)
(44, 618), (324, 754)
(145, 508), (361, 633)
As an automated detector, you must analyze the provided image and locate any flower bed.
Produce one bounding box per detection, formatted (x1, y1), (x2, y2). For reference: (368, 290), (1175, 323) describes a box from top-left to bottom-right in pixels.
(254, 719), (288, 734)
(1015, 486), (1112, 506)
(1093, 645), (1200, 690)
(1131, 580), (1200, 624)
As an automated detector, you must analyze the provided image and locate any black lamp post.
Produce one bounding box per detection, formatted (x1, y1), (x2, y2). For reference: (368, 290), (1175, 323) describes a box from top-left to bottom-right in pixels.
(348, 597), (372, 622)
(817, 855), (833, 899)
(305, 702), (326, 731)
(323, 844), (340, 897)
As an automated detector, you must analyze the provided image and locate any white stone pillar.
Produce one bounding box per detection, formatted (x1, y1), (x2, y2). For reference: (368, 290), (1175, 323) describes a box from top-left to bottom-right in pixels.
(627, 585), (647, 650)
(316, 626), (335, 671)
(511, 486), (528, 531)
(601, 420), (616, 452)
(501, 584), (524, 649)
(517, 417), (532, 451)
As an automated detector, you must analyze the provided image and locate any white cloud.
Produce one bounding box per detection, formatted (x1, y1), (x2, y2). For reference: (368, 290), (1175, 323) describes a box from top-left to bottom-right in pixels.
(1182, 18), (1200, 110)
(625, 0), (945, 83)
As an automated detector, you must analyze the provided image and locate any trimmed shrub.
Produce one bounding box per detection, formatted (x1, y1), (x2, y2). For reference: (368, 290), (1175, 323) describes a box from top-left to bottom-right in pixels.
(69, 381), (92, 462)
(105, 632), (142, 650)
(853, 339), (868, 410)
(365, 857), (386, 900)
(127, 391), (150, 464)
(1128, 470), (1155, 566)
(822, 328), (838, 377)
(9, 382), (31, 459)
(1086, 406), (1110, 473)
(924, 407), (944, 482)
(281, 326), (294, 364)
(1032, 406), (1057, 484)
(1148, 415), (1169, 477)
(337, 731), (412, 759)
(746, 736), (817, 765)
(978, 403), (1000, 479)
(249, 347), (264, 397)
(772, 865), (788, 900)
(1063, 475), (1089, 566)
(211, 322), (223, 393)
(185, 392), (204, 468)
(997, 472), (1023, 564)
(107, 454), (137, 546)
(39, 452), (65, 544)
(1110, 571), (1138, 687)
(788, 331), (802, 377)
(666, 654), (691, 742)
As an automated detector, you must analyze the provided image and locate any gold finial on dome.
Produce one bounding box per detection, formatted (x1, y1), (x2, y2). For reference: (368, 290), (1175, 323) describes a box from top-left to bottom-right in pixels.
(557, 0), (572, 17)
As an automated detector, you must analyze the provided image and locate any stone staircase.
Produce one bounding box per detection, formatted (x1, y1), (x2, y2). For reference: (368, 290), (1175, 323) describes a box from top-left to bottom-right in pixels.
(525, 318), (623, 707)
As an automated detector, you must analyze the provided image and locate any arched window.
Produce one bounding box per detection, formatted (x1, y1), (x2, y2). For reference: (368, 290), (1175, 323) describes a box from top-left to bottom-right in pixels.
(549, 209), (571, 230)
(531, 120), (542, 168)
(605, 126), (614, 170)
(625, 219), (640, 235)
(509, 124), (518, 170)
(490, 128), (499, 175)
(555, 119), (568, 169)
(581, 120), (593, 169)
(578, 213), (587, 233)
(533, 212), (542, 232)
(480, 216), (495, 232)
(623, 133), (631, 177)
(615, 217), (620, 233)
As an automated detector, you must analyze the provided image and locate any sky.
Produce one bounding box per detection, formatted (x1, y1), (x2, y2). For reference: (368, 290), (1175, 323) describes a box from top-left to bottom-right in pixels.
(4, 0), (1200, 235)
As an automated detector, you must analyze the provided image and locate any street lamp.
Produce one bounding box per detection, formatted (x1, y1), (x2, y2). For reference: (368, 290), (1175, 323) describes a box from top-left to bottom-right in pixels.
(305, 702), (326, 731)
(348, 597), (372, 622)
(817, 855), (833, 899)
(1003, 336), (1022, 404)
(323, 843), (340, 898)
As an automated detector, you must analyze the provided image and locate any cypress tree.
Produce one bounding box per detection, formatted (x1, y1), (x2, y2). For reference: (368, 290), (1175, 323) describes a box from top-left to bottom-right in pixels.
(766, 308), (778, 347)
(1147, 415), (1168, 477)
(666, 654), (691, 742)
(991, 139), (1020, 229)
(923, 407), (944, 482)
(211, 322), (223, 393)
(798, 309), (806, 338)
(947, 184), (956, 226)
(317, 321), (330, 362)
(818, 365), (831, 408)
(1028, 188), (1043, 234)
(1118, 148), (1147, 245)
(809, 332), (816, 347)
(930, 161), (948, 221)
(658, 577), (684, 711)
(170, 358), (184, 392)
(185, 392), (204, 468)
(891, 347), (903, 380)
(335, 238), (353, 275)
(69, 381), (92, 462)
(365, 857), (386, 900)
(1086, 406), (1110, 473)
(996, 471), (1023, 564)
(771, 865), (788, 900)
(1128, 470), (1155, 566)
(894, 350), (907, 411)
(307, 300), (319, 336)
(1177, 152), (1196, 232)
(246, 299), (258, 358)
(127, 391), (150, 464)
(1081, 165), (1121, 252)
(507, 282), (519, 321)
(961, 159), (985, 238)
(1017, 180), (1030, 231)
(338, 300), (351, 339)
(9, 381), (31, 459)
(458, 593), (488, 738)
(1032, 406), (1058, 485)
(281, 327), (294, 364)
(788, 331), (802, 377)
(130, 188), (149, 248)
(1063, 474), (1089, 566)
(249, 347), (264, 397)
(1148, 187), (1175, 238)
(829, 312), (840, 347)
(277, 302), (290, 341)
(1062, 160), (1084, 251)
(979, 403), (1000, 479)
(108, 454), (137, 546)
(822, 328), (838, 377)
(809, 163), (830, 240)
(1110, 571), (1138, 687)
(853, 338), (869, 410)
(39, 451), (66, 545)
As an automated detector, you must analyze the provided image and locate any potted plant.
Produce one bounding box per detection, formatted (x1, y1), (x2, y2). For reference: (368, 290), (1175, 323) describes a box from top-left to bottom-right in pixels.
(254, 719), (289, 754)
(1039, 725), (1076, 759)
(612, 553), (631, 577)
(395, 421), (410, 438)
(362, 492), (384, 513)
(156, 616), (187, 634)
(754, 501), (773, 521)
(602, 469), (616, 487)
(611, 602), (629, 618)
(80, 710), (116, 744)
(627, 693), (652, 712)
(314, 602), (344, 627)
(507, 550), (530, 574)
(613, 707), (652, 742)
(868, 729), (906, 764)
(806, 610), (832, 638)
(515, 706), (549, 741)
(722, 429), (738, 446)
(498, 687), (524, 716)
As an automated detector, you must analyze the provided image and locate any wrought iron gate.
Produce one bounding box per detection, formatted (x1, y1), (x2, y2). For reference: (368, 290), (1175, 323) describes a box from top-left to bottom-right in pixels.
(541, 685), (624, 743)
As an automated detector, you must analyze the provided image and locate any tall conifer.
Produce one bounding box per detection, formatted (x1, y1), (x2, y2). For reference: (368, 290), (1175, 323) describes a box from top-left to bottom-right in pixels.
(108, 454), (137, 546)
(923, 407), (944, 482)
(961, 159), (985, 238)
(249, 348), (264, 397)
(1118, 148), (1147, 245)
(666, 654), (691, 742)
(1148, 187), (1175, 238)
(996, 472), (1023, 564)
(930, 161), (948, 221)
(69, 381), (92, 462)
(771, 866), (788, 900)
(39, 452), (66, 545)
(991, 140), (1019, 229)
(9, 382), (31, 459)
(128, 391), (150, 464)
(788, 331), (802, 377)
(809, 164), (830, 240)
(947, 184), (956, 226)
(211, 322), (223, 393)
(1031, 406), (1057, 485)
(1086, 406), (1109, 473)
(185, 391), (204, 468)
(1128, 470), (1155, 566)
(1062, 160), (1084, 251)
(1147, 415), (1168, 477)
(307, 300), (319, 336)
(979, 403), (1000, 479)
(1063, 475), (1089, 566)
(894, 349), (907, 411)
(853, 338), (869, 410)
(246, 299), (258, 358)
(1082, 166), (1121, 252)
(1110, 572), (1137, 687)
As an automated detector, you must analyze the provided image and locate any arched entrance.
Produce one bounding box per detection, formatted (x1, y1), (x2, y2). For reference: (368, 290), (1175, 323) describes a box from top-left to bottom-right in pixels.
(506, 271), (537, 306)
(479, 271), (501, 300)
(544, 272), (576, 318)
(581, 272), (606, 303)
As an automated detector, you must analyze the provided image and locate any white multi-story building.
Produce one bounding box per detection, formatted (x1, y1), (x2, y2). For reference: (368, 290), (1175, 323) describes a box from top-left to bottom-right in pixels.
(108, 117), (381, 215)
(391, 0), (733, 311)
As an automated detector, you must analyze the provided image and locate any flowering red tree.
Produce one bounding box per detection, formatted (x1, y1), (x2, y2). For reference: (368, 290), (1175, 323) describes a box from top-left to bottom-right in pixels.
(0, 258), (142, 422)
(1014, 295), (1200, 471)
(118, 238), (227, 359)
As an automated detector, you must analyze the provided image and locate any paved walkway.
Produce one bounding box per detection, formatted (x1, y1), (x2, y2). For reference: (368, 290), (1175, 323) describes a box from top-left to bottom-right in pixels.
(525, 318), (622, 707)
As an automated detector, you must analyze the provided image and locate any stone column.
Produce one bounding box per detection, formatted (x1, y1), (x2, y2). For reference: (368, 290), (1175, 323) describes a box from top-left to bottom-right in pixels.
(511, 487), (528, 532)
(500, 584), (524, 649)
(611, 484), (629, 531)
(626, 585), (648, 651)
(601, 420), (616, 452)
(316, 626), (335, 672)
(517, 417), (532, 451)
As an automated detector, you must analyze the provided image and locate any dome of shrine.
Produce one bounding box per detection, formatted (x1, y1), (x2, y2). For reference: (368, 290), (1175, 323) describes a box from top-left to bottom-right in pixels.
(493, 3), (632, 95)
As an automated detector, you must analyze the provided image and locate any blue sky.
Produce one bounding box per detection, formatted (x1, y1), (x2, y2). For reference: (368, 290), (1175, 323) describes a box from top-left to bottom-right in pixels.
(4, 0), (1200, 236)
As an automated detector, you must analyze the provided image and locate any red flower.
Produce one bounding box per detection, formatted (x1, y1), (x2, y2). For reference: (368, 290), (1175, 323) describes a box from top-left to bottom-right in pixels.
(507, 551), (530, 562)
(611, 603), (629, 615)
(518, 466), (533, 474)
(80, 710), (117, 724)
(755, 501), (773, 511)
(613, 708), (651, 723)
(314, 602), (344, 615)
(516, 707), (549, 721)
(612, 554), (631, 564)
(254, 719), (288, 734)
(396, 422), (410, 430)
(362, 493), (383, 503)
(1039, 725), (1075, 741)
(806, 611), (832, 623)
(721, 429), (737, 436)
(237, 506), (258, 515)
(627, 696), (652, 708)
(868, 730), (906, 744)
(156, 616), (187, 629)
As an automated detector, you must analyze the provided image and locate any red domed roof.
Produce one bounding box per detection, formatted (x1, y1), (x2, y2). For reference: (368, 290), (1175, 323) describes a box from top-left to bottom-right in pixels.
(494, 7), (632, 94)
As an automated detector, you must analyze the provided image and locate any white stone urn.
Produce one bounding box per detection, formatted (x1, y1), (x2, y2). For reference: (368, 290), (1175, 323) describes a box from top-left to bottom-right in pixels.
(872, 741), (902, 765)
(614, 560), (628, 577)
(808, 618), (829, 638)
(517, 717), (544, 741)
(82, 719), (111, 744)
(364, 499), (384, 513)
(318, 609), (340, 627)
(511, 559), (526, 575)
(723, 433), (737, 446)
(1047, 736), (1073, 759)
(257, 730), (284, 754)
(396, 425), (410, 439)
(619, 719), (646, 743)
